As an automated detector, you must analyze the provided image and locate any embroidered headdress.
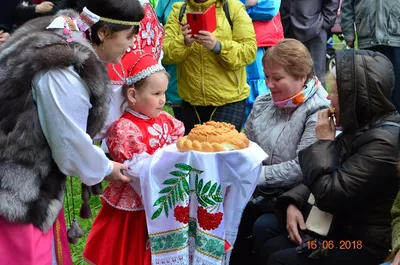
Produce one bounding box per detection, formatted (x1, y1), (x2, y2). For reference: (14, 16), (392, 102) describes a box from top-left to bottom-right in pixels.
(46, 6), (141, 42)
(109, 3), (165, 86)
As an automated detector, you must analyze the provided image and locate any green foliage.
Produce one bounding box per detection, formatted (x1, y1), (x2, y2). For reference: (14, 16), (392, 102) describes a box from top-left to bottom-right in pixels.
(64, 177), (106, 264)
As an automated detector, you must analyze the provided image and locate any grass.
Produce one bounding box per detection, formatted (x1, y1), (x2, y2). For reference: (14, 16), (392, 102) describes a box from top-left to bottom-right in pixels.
(64, 177), (104, 265)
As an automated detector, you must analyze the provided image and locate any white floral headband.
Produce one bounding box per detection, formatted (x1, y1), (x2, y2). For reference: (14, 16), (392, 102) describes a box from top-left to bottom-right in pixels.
(46, 7), (141, 42)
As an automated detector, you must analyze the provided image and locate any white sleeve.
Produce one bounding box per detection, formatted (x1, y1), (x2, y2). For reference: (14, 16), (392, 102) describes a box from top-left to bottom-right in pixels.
(32, 67), (113, 186)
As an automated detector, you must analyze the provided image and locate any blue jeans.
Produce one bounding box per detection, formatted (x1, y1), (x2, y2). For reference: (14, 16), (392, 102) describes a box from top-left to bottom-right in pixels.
(380, 262), (392, 265)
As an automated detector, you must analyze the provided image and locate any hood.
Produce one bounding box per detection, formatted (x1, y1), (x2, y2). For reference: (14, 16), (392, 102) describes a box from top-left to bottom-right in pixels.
(335, 49), (396, 131)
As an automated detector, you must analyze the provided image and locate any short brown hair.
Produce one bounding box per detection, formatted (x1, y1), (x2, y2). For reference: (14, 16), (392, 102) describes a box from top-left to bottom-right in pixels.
(262, 38), (314, 81)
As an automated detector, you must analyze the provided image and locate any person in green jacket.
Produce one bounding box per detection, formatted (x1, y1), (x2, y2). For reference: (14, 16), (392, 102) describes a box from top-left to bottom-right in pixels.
(156, 0), (184, 121)
(163, 0), (257, 134)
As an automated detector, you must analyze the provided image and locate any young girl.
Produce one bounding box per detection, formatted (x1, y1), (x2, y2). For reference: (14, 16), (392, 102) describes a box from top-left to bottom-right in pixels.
(83, 11), (184, 264)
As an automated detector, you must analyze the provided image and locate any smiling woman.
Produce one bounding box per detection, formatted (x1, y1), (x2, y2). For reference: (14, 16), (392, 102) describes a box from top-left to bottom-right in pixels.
(231, 38), (329, 264)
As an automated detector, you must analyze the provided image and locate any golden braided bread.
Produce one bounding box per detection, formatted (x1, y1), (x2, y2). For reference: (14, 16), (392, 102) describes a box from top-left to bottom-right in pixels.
(176, 121), (250, 152)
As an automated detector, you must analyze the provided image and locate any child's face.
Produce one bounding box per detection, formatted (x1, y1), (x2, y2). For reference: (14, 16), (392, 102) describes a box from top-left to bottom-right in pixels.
(132, 72), (168, 118)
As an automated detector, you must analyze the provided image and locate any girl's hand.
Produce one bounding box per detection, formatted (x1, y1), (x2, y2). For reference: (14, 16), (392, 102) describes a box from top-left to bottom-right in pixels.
(194, 31), (217, 51)
(105, 161), (132, 185)
(392, 250), (400, 265)
(0, 31), (10, 44)
(286, 204), (307, 245)
(181, 23), (195, 47)
(315, 109), (336, 140)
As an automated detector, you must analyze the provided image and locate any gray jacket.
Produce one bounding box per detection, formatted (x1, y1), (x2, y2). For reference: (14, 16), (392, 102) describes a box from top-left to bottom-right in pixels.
(280, 0), (339, 42)
(244, 87), (329, 188)
(341, 0), (400, 48)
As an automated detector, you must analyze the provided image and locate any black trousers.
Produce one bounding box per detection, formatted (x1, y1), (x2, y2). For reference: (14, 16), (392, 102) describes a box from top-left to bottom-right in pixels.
(181, 99), (246, 135)
(263, 235), (384, 265)
(252, 214), (386, 265)
(172, 106), (183, 121)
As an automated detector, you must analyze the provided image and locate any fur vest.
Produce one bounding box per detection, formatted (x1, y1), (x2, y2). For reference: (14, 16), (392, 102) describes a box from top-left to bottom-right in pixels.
(0, 10), (111, 232)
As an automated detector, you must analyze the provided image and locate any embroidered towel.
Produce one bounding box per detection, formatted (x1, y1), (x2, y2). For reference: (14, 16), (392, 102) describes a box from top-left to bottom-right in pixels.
(140, 142), (267, 265)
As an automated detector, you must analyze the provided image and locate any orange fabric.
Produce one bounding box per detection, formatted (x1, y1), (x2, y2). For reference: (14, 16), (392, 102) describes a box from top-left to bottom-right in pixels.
(83, 201), (151, 265)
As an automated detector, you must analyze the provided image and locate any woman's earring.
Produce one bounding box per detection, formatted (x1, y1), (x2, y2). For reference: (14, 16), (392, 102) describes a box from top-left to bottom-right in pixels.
(101, 41), (104, 50)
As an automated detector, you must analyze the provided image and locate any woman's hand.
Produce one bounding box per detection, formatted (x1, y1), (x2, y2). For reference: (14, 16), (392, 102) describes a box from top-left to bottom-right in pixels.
(181, 23), (195, 47)
(194, 31), (217, 51)
(315, 109), (336, 140)
(392, 250), (400, 265)
(35, 1), (54, 14)
(286, 204), (307, 245)
(0, 31), (10, 44)
(245, 0), (258, 8)
(104, 161), (132, 185)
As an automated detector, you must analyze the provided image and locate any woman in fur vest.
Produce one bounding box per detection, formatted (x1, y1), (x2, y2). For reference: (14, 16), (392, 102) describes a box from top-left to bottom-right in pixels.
(0, 0), (144, 264)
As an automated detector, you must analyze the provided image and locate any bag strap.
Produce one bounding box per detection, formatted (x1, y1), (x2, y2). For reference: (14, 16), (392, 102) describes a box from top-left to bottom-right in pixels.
(223, 1), (233, 30)
(178, 1), (233, 30)
(178, 2), (187, 22)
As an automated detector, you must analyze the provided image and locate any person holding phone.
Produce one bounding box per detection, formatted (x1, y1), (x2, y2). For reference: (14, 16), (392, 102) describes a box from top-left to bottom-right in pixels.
(163, 0), (257, 134)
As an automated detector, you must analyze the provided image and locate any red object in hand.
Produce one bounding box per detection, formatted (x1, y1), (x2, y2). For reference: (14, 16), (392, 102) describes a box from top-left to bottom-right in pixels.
(33, 0), (44, 4)
(186, 4), (217, 35)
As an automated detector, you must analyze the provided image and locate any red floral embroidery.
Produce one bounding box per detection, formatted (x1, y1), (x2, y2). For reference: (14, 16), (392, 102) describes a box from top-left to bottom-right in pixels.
(197, 206), (223, 231)
(102, 183), (144, 211)
(174, 206), (189, 224)
(106, 118), (147, 163)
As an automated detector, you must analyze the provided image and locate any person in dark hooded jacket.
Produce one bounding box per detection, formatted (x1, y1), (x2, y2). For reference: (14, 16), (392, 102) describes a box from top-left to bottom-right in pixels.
(252, 49), (400, 265)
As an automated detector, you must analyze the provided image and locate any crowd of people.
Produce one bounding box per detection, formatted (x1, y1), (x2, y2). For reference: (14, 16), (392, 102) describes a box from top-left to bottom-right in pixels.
(0, 0), (399, 265)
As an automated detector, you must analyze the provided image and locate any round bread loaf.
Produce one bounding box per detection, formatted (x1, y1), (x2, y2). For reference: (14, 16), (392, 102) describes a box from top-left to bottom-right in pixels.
(176, 121), (250, 152)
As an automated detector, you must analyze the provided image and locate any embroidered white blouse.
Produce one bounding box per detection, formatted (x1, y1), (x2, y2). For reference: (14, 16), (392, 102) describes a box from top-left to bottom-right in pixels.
(32, 66), (113, 186)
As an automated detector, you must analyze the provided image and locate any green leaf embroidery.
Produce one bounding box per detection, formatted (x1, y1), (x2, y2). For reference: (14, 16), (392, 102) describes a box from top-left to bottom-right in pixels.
(159, 186), (173, 194)
(177, 183), (184, 201)
(209, 183), (217, 195)
(213, 197), (223, 203)
(201, 195), (216, 206)
(171, 188), (176, 206)
(182, 177), (190, 195)
(167, 194), (173, 209)
(216, 184), (221, 195)
(195, 174), (199, 191)
(170, 170), (186, 177)
(153, 196), (166, 207)
(197, 196), (208, 208)
(172, 188), (178, 203)
(202, 181), (211, 194)
(151, 207), (163, 219)
(193, 169), (204, 174)
(197, 179), (203, 194)
(164, 203), (169, 217)
(162, 178), (179, 185)
(175, 163), (192, 171)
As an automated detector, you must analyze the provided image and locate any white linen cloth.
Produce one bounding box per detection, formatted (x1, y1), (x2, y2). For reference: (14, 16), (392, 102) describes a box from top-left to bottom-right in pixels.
(140, 142), (267, 265)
